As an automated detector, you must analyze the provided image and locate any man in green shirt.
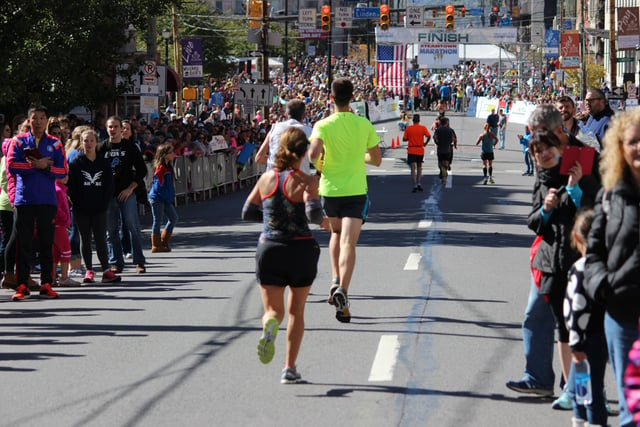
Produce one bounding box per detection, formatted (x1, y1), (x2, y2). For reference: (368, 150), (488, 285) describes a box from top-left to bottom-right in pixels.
(309, 78), (382, 323)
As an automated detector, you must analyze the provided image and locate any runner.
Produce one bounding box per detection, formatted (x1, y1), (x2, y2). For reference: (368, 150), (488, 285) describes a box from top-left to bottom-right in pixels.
(402, 114), (431, 192)
(308, 77), (382, 323)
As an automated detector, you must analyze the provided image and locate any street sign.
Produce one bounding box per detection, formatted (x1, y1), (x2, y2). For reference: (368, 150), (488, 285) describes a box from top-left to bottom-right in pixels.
(616, 57), (635, 63)
(336, 7), (353, 28)
(299, 8), (316, 28)
(143, 60), (158, 85)
(249, 50), (263, 57)
(140, 84), (159, 96)
(236, 83), (273, 106)
(406, 6), (424, 28)
(612, 86), (624, 96)
(354, 7), (380, 19)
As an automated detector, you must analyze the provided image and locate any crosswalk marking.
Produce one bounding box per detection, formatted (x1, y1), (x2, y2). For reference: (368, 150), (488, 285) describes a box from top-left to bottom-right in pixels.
(403, 253), (421, 270)
(368, 335), (400, 382)
(418, 220), (432, 228)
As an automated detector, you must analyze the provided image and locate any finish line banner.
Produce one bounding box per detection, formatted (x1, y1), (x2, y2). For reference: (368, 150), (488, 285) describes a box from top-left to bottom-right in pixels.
(375, 27), (517, 45)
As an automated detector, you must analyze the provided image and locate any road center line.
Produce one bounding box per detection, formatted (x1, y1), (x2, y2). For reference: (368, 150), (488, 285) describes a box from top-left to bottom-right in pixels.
(368, 335), (400, 382)
(418, 220), (432, 228)
(403, 253), (421, 270)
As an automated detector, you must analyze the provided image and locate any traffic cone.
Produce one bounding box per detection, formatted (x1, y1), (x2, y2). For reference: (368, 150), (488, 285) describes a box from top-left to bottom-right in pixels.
(391, 137), (396, 148)
(395, 136), (400, 148)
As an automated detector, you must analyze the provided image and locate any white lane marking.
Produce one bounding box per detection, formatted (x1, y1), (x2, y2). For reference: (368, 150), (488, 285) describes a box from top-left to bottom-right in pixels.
(368, 335), (400, 382)
(403, 253), (421, 270)
(418, 220), (432, 228)
(446, 170), (453, 188)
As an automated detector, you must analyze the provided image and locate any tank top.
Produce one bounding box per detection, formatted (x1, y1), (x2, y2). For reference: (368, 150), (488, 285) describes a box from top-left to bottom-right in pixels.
(260, 169), (312, 242)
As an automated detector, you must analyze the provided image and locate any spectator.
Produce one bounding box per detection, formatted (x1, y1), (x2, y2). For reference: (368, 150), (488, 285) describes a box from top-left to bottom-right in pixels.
(8, 105), (67, 300)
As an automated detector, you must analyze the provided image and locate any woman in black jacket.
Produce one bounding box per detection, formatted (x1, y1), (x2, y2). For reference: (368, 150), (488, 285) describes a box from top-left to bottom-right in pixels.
(528, 130), (600, 406)
(585, 108), (640, 427)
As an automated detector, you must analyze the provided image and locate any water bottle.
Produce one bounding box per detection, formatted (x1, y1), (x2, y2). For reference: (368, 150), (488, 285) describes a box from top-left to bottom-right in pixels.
(575, 359), (593, 406)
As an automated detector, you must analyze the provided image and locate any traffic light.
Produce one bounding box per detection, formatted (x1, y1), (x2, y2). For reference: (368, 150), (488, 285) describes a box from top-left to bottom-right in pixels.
(247, 0), (263, 29)
(380, 4), (390, 30)
(445, 4), (455, 30)
(321, 5), (330, 32)
(459, 6), (466, 17)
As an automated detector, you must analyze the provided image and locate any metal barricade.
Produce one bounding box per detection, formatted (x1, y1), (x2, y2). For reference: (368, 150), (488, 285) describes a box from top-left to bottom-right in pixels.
(202, 155), (213, 199)
(173, 155), (188, 204)
(191, 156), (205, 201)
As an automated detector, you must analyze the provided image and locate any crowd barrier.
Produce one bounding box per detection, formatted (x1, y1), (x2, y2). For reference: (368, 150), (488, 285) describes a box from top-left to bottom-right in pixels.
(142, 150), (264, 208)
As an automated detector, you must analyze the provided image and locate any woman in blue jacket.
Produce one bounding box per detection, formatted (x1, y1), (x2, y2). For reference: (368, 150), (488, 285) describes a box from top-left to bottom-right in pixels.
(148, 143), (178, 253)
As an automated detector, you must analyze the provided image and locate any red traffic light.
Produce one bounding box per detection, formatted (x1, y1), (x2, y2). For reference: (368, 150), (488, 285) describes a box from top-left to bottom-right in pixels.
(445, 4), (455, 14)
(380, 4), (390, 30)
(492, 6), (498, 12)
(321, 5), (330, 32)
(460, 6), (466, 16)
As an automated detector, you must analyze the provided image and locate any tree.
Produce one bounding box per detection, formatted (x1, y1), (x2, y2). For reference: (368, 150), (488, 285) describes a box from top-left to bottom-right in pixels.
(563, 60), (606, 95)
(0, 0), (172, 118)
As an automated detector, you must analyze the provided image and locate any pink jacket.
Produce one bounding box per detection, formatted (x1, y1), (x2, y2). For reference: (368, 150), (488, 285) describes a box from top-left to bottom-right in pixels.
(2, 138), (15, 206)
(54, 181), (71, 229)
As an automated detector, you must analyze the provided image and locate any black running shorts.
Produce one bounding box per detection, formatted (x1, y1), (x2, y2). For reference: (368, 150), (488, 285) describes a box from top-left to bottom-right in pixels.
(256, 238), (320, 287)
(407, 154), (424, 164)
(481, 152), (495, 161)
(321, 194), (369, 221)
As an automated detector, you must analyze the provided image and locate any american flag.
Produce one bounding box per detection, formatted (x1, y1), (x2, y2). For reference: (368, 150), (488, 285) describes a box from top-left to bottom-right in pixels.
(376, 44), (407, 96)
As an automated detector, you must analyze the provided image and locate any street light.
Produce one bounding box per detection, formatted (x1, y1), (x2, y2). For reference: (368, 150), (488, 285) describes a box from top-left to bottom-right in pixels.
(162, 28), (171, 66)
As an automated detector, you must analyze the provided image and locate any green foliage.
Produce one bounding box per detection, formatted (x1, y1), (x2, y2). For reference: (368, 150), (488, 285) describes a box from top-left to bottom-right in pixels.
(563, 61), (606, 92)
(0, 0), (172, 117)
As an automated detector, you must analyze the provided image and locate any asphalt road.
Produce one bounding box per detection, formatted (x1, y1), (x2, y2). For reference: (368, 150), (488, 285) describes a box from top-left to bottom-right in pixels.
(0, 113), (619, 427)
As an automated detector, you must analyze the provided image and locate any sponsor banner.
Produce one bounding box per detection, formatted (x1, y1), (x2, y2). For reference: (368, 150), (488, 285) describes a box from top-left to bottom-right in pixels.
(560, 31), (580, 69)
(375, 27), (517, 44)
(618, 7), (640, 50)
(418, 43), (459, 67)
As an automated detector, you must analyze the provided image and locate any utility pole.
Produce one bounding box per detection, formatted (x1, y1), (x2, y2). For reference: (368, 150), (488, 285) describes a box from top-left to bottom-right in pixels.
(261, 0), (270, 119)
(609, 0), (616, 86)
(327, 0), (333, 96)
(172, 3), (183, 117)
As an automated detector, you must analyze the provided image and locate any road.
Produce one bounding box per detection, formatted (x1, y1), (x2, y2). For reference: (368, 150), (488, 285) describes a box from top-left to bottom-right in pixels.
(0, 114), (619, 427)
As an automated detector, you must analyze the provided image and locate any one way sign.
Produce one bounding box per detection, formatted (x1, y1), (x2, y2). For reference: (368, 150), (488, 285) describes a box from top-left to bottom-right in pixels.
(405, 6), (424, 28)
(236, 83), (273, 106)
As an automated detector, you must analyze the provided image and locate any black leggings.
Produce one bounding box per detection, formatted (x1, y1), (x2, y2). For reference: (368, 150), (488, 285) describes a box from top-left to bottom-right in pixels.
(75, 211), (109, 272)
(541, 272), (570, 343)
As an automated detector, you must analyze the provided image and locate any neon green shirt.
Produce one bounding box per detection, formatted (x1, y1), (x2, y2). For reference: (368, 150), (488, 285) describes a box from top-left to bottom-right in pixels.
(310, 112), (379, 197)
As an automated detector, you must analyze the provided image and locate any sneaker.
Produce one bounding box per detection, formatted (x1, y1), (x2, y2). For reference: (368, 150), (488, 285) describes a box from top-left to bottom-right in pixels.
(483, 178), (488, 185)
(39, 283), (59, 299)
(327, 279), (340, 305)
(101, 270), (122, 284)
(58, 277), (81, 287)
(489, 177), (495, 184)
(136, 264), (146, 274)
(332, 286), (351, 323)
(281, 367), (302, 384)
(124, 253), (133, 260)
(417, 184), (423, 191)
(1, 273), (16, 289)
(505, 379), (553, 397)
(12, 284), (30, 301)
(257, 318), (279, 364)
(68, 268), (85, 279)
(522, 171), (530, 176)
(83, 270), (95, 284)
(551, 387), (573, 410)
(412, 187), (417, 193)
(604, 389), (619, 416)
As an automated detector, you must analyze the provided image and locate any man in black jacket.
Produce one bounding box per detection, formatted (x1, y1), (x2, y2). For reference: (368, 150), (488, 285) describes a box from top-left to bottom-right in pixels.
(101, 116), (148, 274)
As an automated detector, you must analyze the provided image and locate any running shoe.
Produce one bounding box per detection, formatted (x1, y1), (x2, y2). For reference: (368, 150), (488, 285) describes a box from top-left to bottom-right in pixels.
(59, 277), (81, 287)
(489, 177), (495, 184)
(505, 379), (553, 396)
(327, 283), (340, 305)
(412, 187), (417, 193)
(483, 178), (488, 185)
(417, 184), (423, 191)
(83, 270), (95, 284)
(551, 387), (572, 410)
(332, 286), (351, 323)
(68, 268), (85, 280)
(257, 318), (279, 364)
(12, 284), (30, 301)
(281, 367), (302, 384)
(101, 270), (122, 283)
(39, 283), (59, 299)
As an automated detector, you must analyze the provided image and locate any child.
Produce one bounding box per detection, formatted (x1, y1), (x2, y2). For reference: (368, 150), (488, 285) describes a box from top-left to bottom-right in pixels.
(518, 125), (533, 176)
(53, 176), (80, 287)
(475, 123), (498, 184)
(564, 208), (608, 427)
(148, 143), (178, 252)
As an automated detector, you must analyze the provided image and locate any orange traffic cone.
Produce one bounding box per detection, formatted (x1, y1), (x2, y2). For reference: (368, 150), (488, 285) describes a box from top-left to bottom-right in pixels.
(391, 137), (396, 148)
(395, 136), (401, 148)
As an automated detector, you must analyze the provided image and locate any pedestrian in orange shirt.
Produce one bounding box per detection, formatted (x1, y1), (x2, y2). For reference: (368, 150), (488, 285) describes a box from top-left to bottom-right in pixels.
(402, 114), (431, 192)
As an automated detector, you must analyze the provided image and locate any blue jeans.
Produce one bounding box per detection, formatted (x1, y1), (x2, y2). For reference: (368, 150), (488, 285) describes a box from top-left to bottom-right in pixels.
(523, 147), (533, 173)
(572, 330), (608, 426)
(499, 130), (506, 149)
(150, 199), (178, 235)
(604, 313), (637, 427)
(521, 278), (556, 389)
(106, 196), (146, 267)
